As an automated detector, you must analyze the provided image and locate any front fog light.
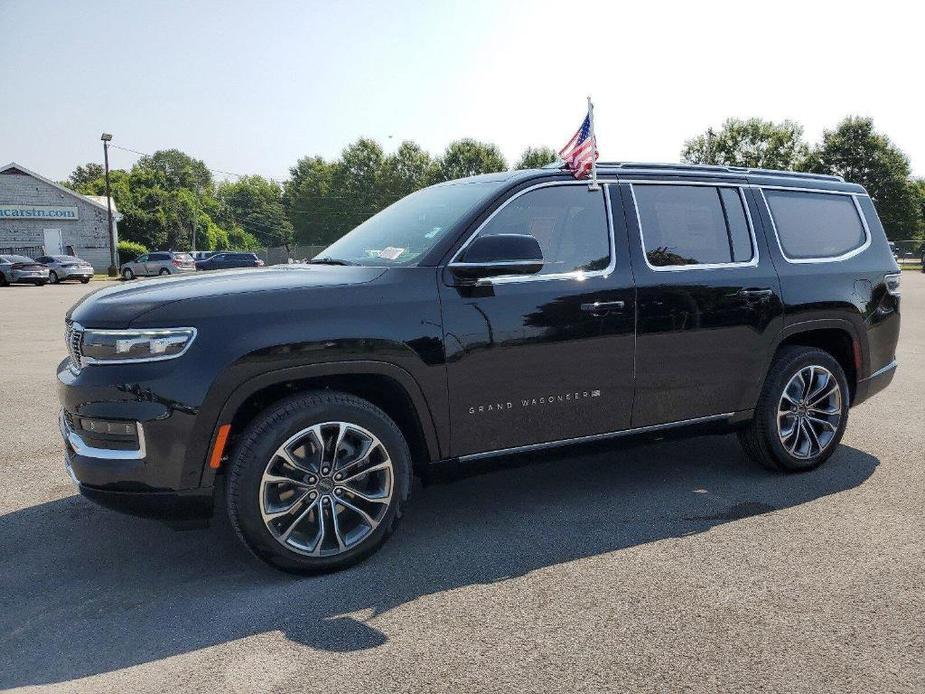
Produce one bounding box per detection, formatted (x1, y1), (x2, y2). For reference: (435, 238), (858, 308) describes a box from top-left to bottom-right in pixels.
(79, 418), (136, 436)
(81, 327), (197, 364)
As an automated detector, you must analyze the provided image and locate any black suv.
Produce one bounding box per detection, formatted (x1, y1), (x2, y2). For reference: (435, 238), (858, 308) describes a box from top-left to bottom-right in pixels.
(57, 163), (901, 573)
(195, 252), (264, 271)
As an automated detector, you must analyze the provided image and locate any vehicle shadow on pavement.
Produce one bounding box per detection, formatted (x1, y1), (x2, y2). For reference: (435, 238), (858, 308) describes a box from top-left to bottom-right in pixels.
(0, 434), (878, 688)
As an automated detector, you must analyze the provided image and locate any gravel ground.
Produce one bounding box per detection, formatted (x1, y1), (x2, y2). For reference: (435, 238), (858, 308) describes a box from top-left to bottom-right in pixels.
(0, 276), (922, 693)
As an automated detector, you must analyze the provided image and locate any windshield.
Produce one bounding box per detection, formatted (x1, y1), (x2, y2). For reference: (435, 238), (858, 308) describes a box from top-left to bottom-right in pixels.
(318, 181), (503, 266)
(5, 255), (33, 263)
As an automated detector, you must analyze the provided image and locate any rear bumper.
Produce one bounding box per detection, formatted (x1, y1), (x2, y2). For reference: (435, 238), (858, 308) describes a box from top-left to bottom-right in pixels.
(12, 271), (48, 282)
(58, 268), (93, 280)
(853, 360), (897, 406)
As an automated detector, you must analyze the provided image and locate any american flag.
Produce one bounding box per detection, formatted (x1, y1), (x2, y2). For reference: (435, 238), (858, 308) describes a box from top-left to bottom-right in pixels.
(559, 108), (598, 179)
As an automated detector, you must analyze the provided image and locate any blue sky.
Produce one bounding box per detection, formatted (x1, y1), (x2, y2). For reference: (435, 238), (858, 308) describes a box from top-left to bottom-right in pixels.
(2, 0), (922, 180)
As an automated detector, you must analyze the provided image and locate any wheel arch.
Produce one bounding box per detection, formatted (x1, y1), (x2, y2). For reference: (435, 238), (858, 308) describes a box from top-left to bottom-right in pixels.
(200, 360), (442, 486)
(770, 319), (866, 403)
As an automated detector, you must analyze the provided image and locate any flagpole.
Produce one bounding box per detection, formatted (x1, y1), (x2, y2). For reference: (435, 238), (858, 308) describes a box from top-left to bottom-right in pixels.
(587, 95), (599, 190)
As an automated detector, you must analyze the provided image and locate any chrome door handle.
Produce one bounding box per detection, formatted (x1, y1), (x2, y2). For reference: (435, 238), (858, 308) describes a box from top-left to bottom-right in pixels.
(581, 300), (625, 313)
(732, 288), (773, 299)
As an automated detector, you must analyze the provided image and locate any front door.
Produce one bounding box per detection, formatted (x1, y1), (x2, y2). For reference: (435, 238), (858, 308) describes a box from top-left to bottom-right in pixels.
(440, 182), (636, 458)
(621, 180), (783, 427)
(43, 229), (63, 255)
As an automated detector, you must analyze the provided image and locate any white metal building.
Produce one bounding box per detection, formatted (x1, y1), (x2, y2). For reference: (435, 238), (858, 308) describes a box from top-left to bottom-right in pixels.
(0, 162), (121, 271)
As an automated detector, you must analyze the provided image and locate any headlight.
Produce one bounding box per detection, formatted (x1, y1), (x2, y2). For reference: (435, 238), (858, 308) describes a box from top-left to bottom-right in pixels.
(80, 327), (197, 364)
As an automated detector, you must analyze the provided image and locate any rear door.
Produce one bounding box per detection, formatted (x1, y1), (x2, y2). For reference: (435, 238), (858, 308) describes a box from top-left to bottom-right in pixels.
(620, 179), (783, 426)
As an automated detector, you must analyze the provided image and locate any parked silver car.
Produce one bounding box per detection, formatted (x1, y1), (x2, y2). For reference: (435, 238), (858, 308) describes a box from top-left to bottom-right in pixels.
(34, 255), (94, 284)
(120, 251), (196, 280)
(0, 254), (49, 286)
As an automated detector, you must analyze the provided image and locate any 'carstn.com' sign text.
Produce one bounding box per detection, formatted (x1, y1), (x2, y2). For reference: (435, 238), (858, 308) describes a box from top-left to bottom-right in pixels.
(0, 204), (79, 220)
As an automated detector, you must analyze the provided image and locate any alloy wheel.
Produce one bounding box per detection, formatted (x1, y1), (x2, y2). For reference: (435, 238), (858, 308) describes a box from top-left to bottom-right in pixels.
(777, 365), (843, 460)
(259, 421), (394, 557)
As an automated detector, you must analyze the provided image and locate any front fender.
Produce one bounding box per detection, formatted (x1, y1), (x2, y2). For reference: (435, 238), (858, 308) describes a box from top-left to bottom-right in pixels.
(190, 357), (445, 488)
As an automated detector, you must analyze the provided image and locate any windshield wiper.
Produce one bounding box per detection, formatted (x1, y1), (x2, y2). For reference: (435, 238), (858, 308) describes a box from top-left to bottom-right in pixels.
(307, 257), (359, 266)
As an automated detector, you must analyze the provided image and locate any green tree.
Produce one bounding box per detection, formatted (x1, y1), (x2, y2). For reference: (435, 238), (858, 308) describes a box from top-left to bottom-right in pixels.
(284, 155), (336, 245)
(515, 146), (558, 169)
(66, 163), (104, 190)
(913, 179), (925, 239)
(216, 175), (294, 249)
(682, 118), (809, 170)
(378, 141), (435, 203)
(431, 139), (507, 183)
(806, 116), (923, 239)
(136, 149), (213, 194)
(324, 138), (387, 241)
(63, 149), (239, 251)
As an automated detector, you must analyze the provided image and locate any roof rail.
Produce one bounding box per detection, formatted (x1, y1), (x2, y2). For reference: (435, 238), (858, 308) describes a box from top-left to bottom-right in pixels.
(594, 161), (844, 182)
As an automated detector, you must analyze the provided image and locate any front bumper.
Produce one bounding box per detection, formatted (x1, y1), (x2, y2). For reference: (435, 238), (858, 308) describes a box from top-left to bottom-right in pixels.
(57, 356), (217, 522)
(62, 444), (213, 524)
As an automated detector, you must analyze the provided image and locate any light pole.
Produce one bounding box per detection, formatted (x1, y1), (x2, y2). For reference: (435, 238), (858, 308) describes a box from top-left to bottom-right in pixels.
(101, 133), (117, 276)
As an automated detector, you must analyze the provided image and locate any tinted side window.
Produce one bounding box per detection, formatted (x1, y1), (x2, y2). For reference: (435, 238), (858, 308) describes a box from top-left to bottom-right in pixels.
(149, 252), (169, 260)
(764, 190), (866, 260)
(472, 185), (610, 275)
(634, 185), (753, 267)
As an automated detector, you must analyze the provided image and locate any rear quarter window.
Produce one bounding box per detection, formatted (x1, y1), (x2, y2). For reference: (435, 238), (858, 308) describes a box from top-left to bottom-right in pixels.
(764, 190), (867, 260)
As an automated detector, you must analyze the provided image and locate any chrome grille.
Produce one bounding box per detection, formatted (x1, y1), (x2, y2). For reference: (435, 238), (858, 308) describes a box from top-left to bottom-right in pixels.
(65, 320), (84, 372)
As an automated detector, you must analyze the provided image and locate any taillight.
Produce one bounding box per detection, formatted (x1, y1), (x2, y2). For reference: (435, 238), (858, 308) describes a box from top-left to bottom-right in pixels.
(172, 259), (182, 267)
(884, 273), (901, 296)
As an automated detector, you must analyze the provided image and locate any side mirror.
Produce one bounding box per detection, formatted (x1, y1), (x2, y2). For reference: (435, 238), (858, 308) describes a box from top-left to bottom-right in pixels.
(449, 234), (543, 280)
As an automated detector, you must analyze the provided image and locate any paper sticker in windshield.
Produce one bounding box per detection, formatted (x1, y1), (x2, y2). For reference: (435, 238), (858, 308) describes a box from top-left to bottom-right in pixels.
(378, 247), (405, 261)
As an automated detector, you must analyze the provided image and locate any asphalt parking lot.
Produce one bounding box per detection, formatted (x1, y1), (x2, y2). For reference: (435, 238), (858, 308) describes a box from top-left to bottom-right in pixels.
(0, 277), (922, 694)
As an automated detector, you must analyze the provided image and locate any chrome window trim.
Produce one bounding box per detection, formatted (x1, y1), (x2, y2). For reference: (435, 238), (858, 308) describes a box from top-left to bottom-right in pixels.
(755, 184), (863, 196)
(759, 189), (872, 264)
(59, 411), (147, 461)
(449, 179), (619, 285)
(448, 260), (542, 269)
(457, 412), (735, 462)
(629, 182), (760, 272)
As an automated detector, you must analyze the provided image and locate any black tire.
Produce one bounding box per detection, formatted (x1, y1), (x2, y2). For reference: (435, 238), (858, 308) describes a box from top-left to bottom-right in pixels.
(122, 268), (134, 281)
(49, 270), (59, 284)
(0, 274), (8, 287)
(226, 391), (412, 574)
(158, 268), (170, 276)
(738, 346), (849, 472)
(80, 278), (90, 284)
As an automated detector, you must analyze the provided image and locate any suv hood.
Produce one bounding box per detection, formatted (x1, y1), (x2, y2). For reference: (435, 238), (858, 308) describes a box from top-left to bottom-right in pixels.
(68, 264), (387, 327)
